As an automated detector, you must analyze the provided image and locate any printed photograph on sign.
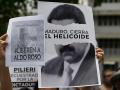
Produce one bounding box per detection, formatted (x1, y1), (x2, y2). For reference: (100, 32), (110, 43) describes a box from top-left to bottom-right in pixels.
(11, 21), (42, 62)
(5, 15), (45, 66)
(38, 1), (101, 88)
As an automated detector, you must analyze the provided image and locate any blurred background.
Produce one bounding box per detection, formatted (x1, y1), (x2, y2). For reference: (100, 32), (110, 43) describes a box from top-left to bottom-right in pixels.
(0, 0), (37, 36)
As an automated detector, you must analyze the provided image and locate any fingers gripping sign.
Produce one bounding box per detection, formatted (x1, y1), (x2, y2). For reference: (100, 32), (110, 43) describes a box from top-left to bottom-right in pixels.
(0, 34), (8, 66)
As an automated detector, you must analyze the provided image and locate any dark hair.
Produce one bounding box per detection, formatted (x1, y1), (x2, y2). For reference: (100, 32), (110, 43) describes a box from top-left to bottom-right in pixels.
(59, 44), (75, 54)
(111, 69), (120, 90)
(48, 4), (86, 24)
(19, 87), (31, 90)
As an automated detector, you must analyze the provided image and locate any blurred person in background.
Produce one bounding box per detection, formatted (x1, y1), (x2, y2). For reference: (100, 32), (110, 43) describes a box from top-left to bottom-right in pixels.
(100, 68), (113, 90)
(99, 62), (118, 90)
(111, 69), (120, 90)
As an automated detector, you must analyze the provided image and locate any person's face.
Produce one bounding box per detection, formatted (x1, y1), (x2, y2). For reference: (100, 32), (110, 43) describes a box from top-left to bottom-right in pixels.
(57, 43), (88, 64)
(20, 28), (37, 41)
(52, 19), (78, 63)
(19, 28), (38, 47)
(25, 30), (37, 41)
(61, 49), (78, 64)
(103, 69), (113, 85)
(51, 19), (75, 26)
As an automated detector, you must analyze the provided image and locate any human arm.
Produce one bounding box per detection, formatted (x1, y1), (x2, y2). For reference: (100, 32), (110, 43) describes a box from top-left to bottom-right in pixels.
(0, 34), (12, 90)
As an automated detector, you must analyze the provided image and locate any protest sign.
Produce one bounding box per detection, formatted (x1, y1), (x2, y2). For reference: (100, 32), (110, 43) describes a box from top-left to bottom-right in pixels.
(38, 1), (101, 88)
(5, 15), (45, 66)
(9, 66), (38, 90)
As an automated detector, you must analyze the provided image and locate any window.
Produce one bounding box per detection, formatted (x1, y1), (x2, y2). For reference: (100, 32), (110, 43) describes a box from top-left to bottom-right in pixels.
(97, 39), (120, 56)
(103, 0), (120, 3)
(97, 16), (120, 26)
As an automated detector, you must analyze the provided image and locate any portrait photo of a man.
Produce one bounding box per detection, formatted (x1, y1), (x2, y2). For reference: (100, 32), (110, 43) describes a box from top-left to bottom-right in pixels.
(38, 1), (100, 88)
(41, 43), (98, 87)
(18, 27), (38, 47)
(11, 20), (44, 62)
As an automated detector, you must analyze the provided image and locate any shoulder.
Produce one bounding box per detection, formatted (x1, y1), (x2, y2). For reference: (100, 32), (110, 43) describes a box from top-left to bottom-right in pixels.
(41, 56), (64, 75)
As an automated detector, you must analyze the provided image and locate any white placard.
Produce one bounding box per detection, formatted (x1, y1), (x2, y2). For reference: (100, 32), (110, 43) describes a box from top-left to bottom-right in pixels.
(9, 66), (38, 90)
(5, 15), (45, 66)
(38, 1), (101, 88)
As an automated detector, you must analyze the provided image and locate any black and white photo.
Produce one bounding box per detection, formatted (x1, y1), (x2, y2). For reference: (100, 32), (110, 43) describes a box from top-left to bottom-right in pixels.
(6, 15), (45, 66)
(41, 43), (98, 87)
(47, 4), (86, 25)
(38, 1), (100, 88)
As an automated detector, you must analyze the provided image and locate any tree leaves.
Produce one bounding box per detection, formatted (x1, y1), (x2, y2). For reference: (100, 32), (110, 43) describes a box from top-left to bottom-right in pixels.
(0, 0), (34, 36)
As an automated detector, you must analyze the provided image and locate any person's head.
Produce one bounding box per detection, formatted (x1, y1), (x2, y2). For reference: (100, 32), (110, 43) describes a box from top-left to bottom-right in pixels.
(19, 28), (38, 42)
(19, 27), (38, 47)
(111, 70), (120, 90)
(48, 4), (86, 26)
(59, 44), (75, 63)
(103, 68), (113, 85)
(19, 87), (31, 90)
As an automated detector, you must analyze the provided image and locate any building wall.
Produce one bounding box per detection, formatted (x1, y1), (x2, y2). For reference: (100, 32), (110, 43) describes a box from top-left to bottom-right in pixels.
(94, 0), (120, 62)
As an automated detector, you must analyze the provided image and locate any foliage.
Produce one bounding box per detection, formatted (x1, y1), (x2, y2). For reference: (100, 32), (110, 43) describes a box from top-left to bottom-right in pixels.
(39, 0), (103, 6)
(94, 0), (103, 7)
(0, 0), (36, 36)
(39, 0), (79, 4)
